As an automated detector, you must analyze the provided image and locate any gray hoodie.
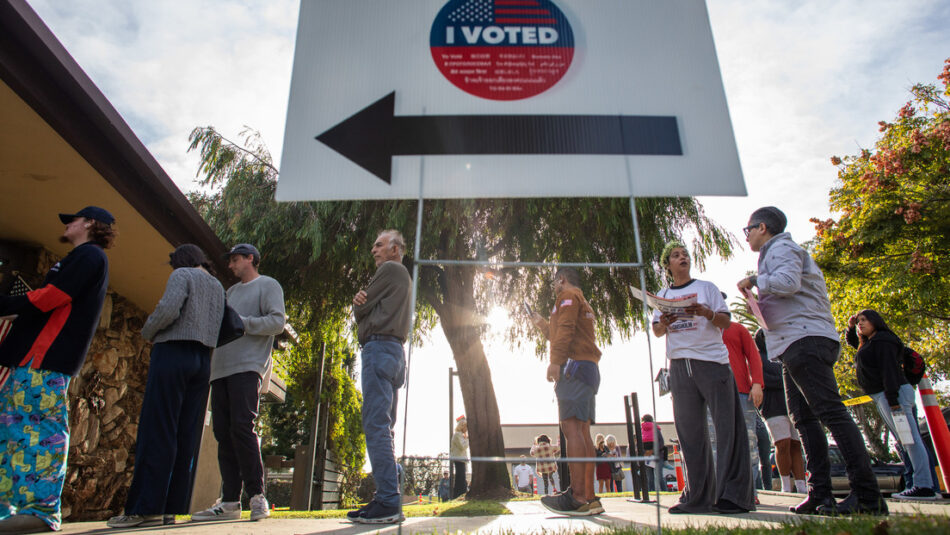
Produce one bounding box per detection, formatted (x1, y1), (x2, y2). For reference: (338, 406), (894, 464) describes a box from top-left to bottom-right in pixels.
(755, 232), (839, 359)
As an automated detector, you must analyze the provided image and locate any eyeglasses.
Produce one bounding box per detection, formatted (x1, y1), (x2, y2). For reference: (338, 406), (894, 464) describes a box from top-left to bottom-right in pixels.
(743, 223), (761, 237)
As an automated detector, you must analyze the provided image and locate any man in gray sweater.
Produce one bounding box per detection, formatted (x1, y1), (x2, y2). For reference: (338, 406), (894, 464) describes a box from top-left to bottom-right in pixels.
(192, 244), (285, 523)
(346, 230), (412, 524)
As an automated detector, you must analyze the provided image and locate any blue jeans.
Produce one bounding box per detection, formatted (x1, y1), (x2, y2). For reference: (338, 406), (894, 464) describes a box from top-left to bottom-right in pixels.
(870, 384), (933, 490)
(361, 339), (406, 507)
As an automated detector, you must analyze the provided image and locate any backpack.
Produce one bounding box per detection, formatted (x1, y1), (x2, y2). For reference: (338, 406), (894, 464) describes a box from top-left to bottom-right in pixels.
(902, 346), (926, 385)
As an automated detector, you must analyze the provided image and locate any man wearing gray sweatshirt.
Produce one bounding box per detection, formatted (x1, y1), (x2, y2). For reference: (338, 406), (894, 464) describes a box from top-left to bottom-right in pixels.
(192, 244), (285, 523)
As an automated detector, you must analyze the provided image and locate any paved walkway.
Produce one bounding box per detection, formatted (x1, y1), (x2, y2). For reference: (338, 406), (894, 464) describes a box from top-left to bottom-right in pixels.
(60, 492), (949, 534)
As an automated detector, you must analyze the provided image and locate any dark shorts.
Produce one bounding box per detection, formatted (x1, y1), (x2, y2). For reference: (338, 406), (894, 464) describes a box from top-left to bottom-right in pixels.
(555, 360), (600, 423)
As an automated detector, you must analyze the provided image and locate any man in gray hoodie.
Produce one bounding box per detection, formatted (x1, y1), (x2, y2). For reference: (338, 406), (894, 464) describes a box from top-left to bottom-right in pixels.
(191, 244), (285, 523)
(738, 207), (883, 516)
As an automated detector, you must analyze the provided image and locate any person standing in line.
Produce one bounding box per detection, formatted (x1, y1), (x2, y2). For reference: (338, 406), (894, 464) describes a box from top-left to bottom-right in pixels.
(719, 304), (765, 493)
(755, 329), (807, 494)
(0, 206), (115, 534)
(605, 435), (623, 492)
(641, 415), (659, 492)
(450, 416), (469, 498)
(738, 206), (884, 516)
(191, 244), (285, 523)
(512, 456), (536, 493)
(652, 241), (754, 515)
(108, 245), (225, 528)
(529, 434), (560, 495)
(846, 309), (936, 500)
(594, 434), (612, 493)
(530, 267), (603, 516)
(437, 471), (451, 502)
(345, 230), (412, 524)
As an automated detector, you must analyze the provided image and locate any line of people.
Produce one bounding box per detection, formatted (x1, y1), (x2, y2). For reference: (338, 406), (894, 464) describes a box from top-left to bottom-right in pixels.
(0, 206), (289, 533)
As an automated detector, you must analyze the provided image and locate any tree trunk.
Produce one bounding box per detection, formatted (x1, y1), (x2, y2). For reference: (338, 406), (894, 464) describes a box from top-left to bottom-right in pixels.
(422, 263), (512, 498)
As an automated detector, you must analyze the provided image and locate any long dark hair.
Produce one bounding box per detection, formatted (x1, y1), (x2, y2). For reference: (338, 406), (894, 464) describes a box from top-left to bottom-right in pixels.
(855, 309), (890, 347)
(169, 244), (214, 274)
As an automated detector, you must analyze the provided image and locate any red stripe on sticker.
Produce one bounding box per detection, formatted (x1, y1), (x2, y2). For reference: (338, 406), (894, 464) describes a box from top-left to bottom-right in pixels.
(495, 9), (549, 14)
(496, 0), (540, 5)
(495, 18), (557, 24)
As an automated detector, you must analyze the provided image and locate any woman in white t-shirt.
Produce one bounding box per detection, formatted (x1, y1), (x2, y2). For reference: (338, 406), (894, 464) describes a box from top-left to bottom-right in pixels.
(651, 241), (754, 515)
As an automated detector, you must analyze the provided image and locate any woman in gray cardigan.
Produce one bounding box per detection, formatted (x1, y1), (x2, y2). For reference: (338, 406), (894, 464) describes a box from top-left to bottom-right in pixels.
(108, 244), (225, 528)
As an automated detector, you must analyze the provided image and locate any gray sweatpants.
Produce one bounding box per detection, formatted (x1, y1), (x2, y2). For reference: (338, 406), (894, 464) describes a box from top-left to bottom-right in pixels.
(670, 358), (754, 512)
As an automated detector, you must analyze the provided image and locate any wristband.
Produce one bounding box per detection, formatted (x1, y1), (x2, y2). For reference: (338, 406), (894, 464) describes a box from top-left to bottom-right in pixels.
(749, 275), (758, 288)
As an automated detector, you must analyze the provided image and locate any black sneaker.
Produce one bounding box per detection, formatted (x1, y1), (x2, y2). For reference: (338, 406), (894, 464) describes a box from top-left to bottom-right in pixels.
(540, 492), (591, 516)
(346, 502), (371, 522)
(354, 501), (403, 524)
(894, 487), (937, 500)
(822, 493), (889, 516)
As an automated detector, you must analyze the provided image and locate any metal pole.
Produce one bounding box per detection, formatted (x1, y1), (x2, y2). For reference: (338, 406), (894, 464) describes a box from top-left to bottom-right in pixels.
(623, 395), (639, 499)
(630, 393), (650, 502)
(304, 342), (327, 510)
(621, 114), (661, 531)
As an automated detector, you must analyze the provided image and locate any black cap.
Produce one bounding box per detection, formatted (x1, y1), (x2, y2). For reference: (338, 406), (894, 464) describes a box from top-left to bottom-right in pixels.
(59, 206), (115, 225)
(224, 243), (260, 260)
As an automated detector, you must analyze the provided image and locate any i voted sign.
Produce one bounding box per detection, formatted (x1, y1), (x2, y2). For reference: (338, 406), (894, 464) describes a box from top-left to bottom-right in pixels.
(430, 0), (574, 100)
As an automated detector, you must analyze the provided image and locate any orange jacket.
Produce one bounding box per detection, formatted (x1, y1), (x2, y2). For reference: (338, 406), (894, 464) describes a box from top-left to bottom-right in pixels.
(538, 286), (601, 366)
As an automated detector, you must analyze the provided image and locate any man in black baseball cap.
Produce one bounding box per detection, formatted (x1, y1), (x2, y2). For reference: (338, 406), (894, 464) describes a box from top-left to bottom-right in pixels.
(0, 207), (115, 532)
(58, 205), (116, 225)
(223, 243), (260, 263)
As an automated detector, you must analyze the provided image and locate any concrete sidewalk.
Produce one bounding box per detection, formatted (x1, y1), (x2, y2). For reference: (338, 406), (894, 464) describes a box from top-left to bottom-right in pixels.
(59, 492), (949, 535)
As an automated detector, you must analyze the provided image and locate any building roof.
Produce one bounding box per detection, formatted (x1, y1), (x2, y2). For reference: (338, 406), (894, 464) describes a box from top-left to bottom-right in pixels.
(0, 0), (228, 310)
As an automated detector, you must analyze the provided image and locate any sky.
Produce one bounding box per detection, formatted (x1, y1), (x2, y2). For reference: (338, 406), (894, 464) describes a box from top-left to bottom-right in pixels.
(23, 0), (950, 458)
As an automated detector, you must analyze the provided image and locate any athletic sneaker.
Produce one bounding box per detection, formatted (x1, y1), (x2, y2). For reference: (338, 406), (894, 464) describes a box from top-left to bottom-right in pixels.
(587, 498), (605, 515)
(191, 499), (241, 522)
(106, 514), (163, 528)
(250, 494), (270, 520)
(163, 514), (176, 525)
(353, 500), (403, 524)
(540, 492), (592, 516)
(894, 487), (937, 500)
(346, 503), (371, 521)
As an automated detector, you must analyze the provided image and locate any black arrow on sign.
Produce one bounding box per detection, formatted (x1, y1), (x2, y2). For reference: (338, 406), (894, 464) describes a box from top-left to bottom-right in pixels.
(316, 91), (682, 184)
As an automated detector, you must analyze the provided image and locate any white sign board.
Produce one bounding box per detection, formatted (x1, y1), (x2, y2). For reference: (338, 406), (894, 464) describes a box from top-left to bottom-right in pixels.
(277, 0), (745, 201)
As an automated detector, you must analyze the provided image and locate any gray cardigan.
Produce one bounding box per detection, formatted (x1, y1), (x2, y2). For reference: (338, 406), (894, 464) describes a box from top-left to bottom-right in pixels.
(141, 267), (226, 348)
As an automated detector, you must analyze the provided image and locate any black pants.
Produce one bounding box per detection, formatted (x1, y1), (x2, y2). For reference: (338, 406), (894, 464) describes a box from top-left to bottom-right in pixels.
(780, 336), (880, 501)
(211, 371), (265, 501)
(452, 461), (466, 498)
(125, 341), (211, 514)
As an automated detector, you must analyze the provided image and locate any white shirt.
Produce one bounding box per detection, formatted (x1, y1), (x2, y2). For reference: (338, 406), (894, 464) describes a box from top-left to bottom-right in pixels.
(513, 464), (535, 487)
(652, 279), (730, 364)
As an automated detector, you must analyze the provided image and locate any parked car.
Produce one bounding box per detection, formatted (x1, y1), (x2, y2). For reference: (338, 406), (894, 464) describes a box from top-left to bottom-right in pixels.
(770, 445), (904, 495)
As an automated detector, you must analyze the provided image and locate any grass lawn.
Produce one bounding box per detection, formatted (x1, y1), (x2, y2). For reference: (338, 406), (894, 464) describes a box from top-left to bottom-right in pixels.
(634, 514), (950, 534)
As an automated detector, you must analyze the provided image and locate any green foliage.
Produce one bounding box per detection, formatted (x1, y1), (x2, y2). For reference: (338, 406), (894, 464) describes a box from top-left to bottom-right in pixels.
(399, 454), (449, 496)
(813, 58), (950, 384)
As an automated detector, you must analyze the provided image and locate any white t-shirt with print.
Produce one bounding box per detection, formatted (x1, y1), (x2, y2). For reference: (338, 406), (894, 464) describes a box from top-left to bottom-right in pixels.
(513, 464), (535, 487)
(652, 279), (730, 364)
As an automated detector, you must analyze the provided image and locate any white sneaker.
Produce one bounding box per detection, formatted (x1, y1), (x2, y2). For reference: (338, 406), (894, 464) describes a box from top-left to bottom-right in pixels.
(249, 494), (270, 521)
(106, 514), (163, 528)
(191, 499), (241, 522)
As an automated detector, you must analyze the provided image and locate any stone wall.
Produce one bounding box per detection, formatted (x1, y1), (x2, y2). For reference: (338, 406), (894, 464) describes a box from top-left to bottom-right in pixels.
(24, 250), (153, 520)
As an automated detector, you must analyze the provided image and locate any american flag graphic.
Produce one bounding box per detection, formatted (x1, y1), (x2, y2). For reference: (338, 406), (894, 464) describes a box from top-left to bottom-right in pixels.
(447, 0), (557, 25)
(0, 274), (32, 389)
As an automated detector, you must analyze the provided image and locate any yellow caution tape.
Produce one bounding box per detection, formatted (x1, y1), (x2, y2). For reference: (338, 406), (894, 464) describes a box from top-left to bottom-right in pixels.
(842, 395), (872, 406)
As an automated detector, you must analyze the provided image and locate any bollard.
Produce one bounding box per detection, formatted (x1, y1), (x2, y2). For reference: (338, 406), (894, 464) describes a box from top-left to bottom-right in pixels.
(918, 374), (950, 492)
(673, 444), (684, 492)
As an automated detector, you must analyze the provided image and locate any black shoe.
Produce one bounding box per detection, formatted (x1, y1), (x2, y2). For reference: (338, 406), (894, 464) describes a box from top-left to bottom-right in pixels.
(894, 486), (937, 500)
(353, 500), (403, 524)
(540, 492), (591, 516)
(668, 504), (690, 514)
(714, 499), (749, 514)
(790, 494), (835, 515)
(827, 493), (888, 516)
(346, 502), (372, 521)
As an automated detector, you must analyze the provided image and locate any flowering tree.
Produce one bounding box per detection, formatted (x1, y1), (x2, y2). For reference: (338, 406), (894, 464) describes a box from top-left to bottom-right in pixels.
(812, 58), (950, 391)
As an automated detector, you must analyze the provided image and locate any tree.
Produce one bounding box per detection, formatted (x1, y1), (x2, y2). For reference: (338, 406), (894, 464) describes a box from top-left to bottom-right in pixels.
(813, 58), (950, 385)
(186, 126), (735, 497)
